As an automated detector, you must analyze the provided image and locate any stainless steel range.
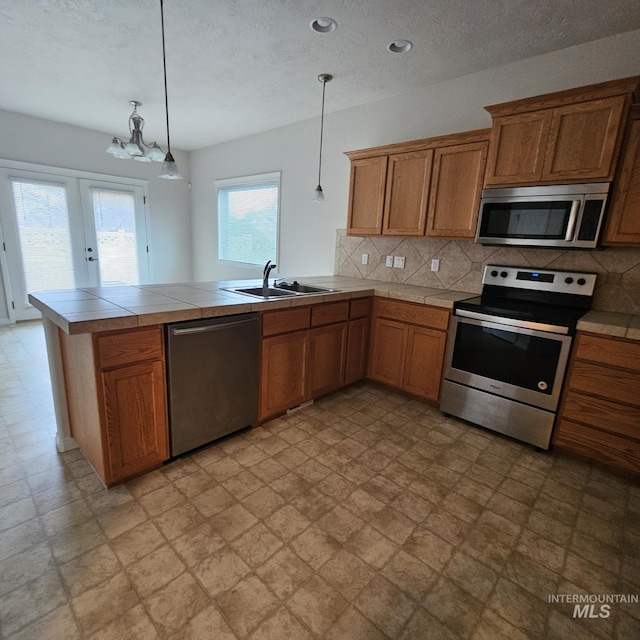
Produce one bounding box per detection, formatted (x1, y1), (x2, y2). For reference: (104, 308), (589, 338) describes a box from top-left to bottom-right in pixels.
(440, 264), (596, 449)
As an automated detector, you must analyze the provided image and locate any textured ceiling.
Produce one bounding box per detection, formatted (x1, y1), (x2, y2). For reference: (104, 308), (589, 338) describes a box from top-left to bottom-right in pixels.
(1, 0), (640, 151)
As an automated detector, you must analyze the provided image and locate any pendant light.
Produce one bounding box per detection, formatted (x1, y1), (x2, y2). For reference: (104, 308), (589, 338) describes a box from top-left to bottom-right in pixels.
(313, 73), (332, 201)
(158, 0), (182, 180)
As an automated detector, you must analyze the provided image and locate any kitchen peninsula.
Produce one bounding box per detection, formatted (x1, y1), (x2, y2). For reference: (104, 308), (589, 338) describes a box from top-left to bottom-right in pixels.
(28, 276), (469, 486)
(29, 275), (640, 487)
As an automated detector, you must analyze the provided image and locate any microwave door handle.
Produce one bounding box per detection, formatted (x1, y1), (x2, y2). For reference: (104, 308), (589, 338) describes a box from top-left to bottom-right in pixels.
(564, 199), (581, 240)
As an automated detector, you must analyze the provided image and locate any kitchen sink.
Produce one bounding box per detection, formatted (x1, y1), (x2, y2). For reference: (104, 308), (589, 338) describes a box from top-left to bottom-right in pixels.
(222, 281), (338, 299)
(272, 281), (337, 294)
(226, 286), (298, 299)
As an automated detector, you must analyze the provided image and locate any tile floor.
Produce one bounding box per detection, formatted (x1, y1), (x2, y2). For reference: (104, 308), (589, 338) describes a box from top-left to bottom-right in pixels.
(0, 321), (639, 639)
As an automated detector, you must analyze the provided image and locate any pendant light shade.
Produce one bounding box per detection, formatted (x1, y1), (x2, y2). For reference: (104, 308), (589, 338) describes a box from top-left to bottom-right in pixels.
(313, 73), (332, 201)
(158, 0), (182, 180)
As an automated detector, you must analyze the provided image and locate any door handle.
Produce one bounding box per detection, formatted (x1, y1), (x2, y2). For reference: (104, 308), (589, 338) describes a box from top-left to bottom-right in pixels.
(87, 256), (99, 261)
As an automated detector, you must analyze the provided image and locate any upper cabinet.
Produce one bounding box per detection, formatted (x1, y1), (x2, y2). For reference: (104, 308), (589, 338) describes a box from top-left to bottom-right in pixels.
(484, 77), (640, 187)
(346, 129), (489, 237)
(603, 105), (640, 245)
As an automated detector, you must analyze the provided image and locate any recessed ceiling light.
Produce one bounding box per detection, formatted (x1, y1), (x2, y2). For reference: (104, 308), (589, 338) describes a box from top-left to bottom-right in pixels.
(388, 39), (413, 54)
(310, 17), (337, 33)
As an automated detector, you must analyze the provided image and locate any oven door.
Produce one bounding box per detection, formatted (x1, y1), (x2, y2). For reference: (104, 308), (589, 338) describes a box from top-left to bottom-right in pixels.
(443, 315), (573, 411)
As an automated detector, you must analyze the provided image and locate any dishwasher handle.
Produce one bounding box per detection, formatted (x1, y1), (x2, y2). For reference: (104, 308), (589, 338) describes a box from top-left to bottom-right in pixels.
(170, 317), (258, 336)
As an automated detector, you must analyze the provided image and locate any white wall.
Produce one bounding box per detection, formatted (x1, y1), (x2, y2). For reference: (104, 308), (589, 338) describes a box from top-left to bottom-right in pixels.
(0, 109), (193, 288)
(190, 29), (640, 282)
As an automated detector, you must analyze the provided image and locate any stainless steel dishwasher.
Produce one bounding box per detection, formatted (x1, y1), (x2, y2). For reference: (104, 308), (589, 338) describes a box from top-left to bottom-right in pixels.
(166, 313), (259, 457)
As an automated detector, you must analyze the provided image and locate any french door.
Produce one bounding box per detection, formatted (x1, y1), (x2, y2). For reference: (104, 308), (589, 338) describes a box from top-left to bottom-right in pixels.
(0, 166), (149, 321)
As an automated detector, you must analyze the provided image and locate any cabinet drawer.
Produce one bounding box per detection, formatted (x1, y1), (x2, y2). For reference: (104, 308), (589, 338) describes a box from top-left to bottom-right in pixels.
(568, 360), (640, 407)
(374, 298), (449, 330)
(262, 307), (310, 336)
(574, 333), (640, 372)
(562, 389), (640, 439)
(554, 419), (640, 476)
(350, 297), (372, 319)
(311, 302), (349, 327)
(97, 326), (163, 369)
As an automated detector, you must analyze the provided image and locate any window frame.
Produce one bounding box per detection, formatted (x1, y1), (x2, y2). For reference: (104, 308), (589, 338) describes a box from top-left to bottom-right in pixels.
(216, 171), (281, 269)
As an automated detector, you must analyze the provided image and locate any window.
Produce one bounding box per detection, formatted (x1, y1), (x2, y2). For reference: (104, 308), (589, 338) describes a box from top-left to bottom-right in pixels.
(217, 172), (280, 267)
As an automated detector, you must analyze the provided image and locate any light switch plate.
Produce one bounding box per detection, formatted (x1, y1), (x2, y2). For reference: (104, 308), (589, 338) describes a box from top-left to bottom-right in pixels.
(393, 256), (405, 269)
(385, 255), (394, 267)
(431, 259), (440, 272)
(361, 253), (369, 265)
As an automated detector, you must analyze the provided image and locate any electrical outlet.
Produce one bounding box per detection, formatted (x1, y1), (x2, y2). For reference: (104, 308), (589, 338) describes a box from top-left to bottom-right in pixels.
(431, 259), (440, 272)
(361, 253), (369, 265)
(385, 255), (394, 267)
(393, 256), (405, 269)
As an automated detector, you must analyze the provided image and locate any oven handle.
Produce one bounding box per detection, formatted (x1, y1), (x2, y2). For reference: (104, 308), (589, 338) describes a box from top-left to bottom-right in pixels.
(454, 309), (570, 335)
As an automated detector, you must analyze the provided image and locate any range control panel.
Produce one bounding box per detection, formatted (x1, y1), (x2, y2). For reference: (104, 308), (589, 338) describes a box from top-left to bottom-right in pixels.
(482, 264), (597, 296)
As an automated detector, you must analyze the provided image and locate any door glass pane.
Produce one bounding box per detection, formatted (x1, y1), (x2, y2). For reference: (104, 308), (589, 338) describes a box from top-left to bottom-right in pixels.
(91, 188), (140, 285)
(11, 179), (76, 292)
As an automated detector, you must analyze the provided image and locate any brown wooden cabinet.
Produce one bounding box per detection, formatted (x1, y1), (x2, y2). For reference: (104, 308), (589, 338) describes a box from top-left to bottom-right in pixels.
(554, 332), (640, 477)
(346, 129), (489, 238)
(346, 156), (387, 235)
(369, 318), (408, 388)
(260, 330), (309, 419)
(368, 298), (449, 402)
(426, 141), (488, 237)
(259, 299), (371, 421)
(60, 325), (169, 486)
(344, 298), (372, 386)
(382, 149), (433, 235)
(603, 104), (640, 245)
(309, 323), (347, 396)
(101, 360), (168, 484)
(403, 325), (448, 400)
(484, 77), (640, 187)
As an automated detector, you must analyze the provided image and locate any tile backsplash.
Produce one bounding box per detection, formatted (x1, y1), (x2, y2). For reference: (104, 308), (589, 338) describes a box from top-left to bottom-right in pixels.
(334, 231), (640, 315)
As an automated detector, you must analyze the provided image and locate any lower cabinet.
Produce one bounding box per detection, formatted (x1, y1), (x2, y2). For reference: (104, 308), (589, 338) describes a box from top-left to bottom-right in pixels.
(345, 316), (370, 385)
(101, 360), (168, 484)
(259, 298), (371, 421)
(60, 325), (169, 486)
(403, 325), (448, 400)
(309, 323), (348, 397)
(260, 331), (309, 419)
(369, 299), (449, 402)
(554, 332), (640, 476)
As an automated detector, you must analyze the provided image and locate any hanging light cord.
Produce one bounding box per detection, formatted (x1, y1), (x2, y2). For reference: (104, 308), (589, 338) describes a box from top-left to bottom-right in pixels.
(160, 0), (171, 154)
(317, 76), (327, 185)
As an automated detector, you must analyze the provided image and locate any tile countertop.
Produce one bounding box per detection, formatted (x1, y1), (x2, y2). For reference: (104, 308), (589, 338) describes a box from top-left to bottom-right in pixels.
(28, 275), (640, 340)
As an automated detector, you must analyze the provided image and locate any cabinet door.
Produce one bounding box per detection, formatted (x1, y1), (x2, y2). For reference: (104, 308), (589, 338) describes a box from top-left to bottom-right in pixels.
(368, 318), (408, 388)
(382, 149), (433, 236)
(484, 111), (551, 186)
(426, 141), (488, 237)
(102, 361), (168, 484)
(260, 331), (308, 419)
(309, 323), (347, 397)
(542, 96), (627, 181)
(345, 317), (369, 385)
(603, 110), (640, 245)
(347, 156), (387, 235)
(403, 326), (447, 401)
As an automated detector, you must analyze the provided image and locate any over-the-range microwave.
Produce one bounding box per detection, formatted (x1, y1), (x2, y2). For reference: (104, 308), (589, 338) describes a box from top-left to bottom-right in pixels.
(475, 182), (610, 249)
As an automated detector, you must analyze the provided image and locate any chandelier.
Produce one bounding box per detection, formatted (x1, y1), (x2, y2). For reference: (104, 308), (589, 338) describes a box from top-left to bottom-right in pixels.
(105, 100), (165, 162)
(106, 0), (182, 179)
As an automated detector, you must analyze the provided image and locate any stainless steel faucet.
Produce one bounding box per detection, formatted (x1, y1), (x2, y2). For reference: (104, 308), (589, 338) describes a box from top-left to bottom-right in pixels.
(263, 260), (277, 290)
